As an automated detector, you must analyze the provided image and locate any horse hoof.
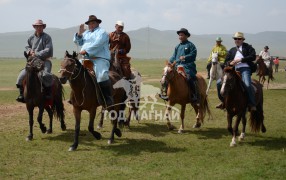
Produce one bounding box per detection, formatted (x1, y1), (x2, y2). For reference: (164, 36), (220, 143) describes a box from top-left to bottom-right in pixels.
(61, 124), (67, 131)
(40, 126), (47, 134)
(94, 132), (102, 140)
(115, 128), (122, 137)
(238, 137), (244, 141)
(178, 129), (183, 134)
(68, 146), (76, 151)
(168, 125), (176, 130)
(193, 123), (201, 128)
(261, 126), (266, 133)
(108, 139), (114, 145)
(46, 129), (53, 134)
(26, 135), (33, 141)
(97, 124), (103, 129)
(230, 142), (236, 147)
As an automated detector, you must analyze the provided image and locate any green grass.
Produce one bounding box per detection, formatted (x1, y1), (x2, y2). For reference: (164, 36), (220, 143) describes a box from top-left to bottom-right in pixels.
(0, 58), (286, 179)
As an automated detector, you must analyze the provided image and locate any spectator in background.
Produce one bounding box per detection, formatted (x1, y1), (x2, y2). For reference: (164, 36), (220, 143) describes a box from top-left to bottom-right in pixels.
(273, 56), (279, 72)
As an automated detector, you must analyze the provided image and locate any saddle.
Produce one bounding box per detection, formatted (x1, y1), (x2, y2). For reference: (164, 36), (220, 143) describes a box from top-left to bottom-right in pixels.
(177, 65), (187, 80)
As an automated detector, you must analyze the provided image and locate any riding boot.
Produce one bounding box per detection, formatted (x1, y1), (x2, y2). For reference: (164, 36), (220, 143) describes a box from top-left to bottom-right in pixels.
(206, 62), (211, 79)
(44, 86), (52, 100)
(16, 84), (25, 103)
(188, 78), (199, 104)
(98, 80), (114, 110)
(159, 82), (169, 101)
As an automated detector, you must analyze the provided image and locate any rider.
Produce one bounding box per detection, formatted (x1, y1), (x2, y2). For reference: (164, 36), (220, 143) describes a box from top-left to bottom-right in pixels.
(73, 15), (113, 108)
(206, 37), (227, 79)
(259, 46), (271, 68)
(222, 32), (257, 111)
(159, 28), (198, 103)
(109, 20), (132, 79)
(16, 19), (53, 103)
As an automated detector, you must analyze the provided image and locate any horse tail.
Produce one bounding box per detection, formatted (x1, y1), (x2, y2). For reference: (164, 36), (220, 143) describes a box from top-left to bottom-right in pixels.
(249, 82), (265, 133)
(249, 103), (264, 133)
(200, 96), (211, 123)
(52, 78), (65, 122)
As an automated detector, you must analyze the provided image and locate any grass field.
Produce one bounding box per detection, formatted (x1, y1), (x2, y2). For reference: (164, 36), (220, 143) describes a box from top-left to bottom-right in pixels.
(0, 58), (286, 179)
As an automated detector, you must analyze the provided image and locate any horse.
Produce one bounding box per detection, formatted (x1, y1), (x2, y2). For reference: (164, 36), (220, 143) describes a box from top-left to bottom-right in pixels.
(206, 52), (223, 95)
(256, 56), (274, 89)
(220, 66), (266, 147)
(161, 62), (211, 133)
(58, 51), (126, 151)
(23, 52), (66, 141)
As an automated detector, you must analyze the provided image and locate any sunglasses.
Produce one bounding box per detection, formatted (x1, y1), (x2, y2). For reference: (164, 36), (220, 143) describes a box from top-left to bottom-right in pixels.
(234, 38), (243, 40)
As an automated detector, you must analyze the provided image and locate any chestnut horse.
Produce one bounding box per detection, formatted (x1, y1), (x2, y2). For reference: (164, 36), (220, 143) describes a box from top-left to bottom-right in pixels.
(256, 56), (274, 89)
(161, 62), (211, 133)
(23, 52), (66, 141)
(59, 51), (126, 151)
(220, 66), (266, 147)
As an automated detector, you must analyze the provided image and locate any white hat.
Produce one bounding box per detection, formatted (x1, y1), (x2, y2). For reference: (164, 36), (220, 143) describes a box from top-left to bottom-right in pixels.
(116, 20), (124, 27)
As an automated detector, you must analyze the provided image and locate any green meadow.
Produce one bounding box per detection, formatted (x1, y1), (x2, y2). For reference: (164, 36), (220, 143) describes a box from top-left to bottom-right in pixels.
(0, 58), (285, 179)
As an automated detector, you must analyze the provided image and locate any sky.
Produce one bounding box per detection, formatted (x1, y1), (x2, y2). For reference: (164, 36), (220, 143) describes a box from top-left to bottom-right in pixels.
(1, 0), (286, 34)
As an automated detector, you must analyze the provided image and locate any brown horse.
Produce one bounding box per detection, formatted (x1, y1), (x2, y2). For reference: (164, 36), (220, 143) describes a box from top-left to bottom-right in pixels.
(220, 66), (266, 147)
(161, 62), (211, 133)
(23, 52), (66, 141)
(97, 49), (140, 129)
(59, 51), (126, 151)
(256, 56), (274, 89)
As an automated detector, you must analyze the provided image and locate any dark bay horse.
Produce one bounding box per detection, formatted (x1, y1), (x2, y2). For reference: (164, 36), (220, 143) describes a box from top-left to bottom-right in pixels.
(220, 66), (266, 147)
(256, 56), (274, 89)
(23, 52), (66, 141)
(59, 51), (126, 151)
(161, 62), (211, 133)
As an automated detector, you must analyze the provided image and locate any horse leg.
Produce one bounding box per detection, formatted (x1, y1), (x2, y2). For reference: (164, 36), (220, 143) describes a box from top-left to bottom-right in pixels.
(37, 107), (47, 134)
(69, 108), (82, 151)
(230, 115), (242, 147)
(26, 106), (34, 141)
(267, 76), (270, 89)
(178, 104), (186, 133)
(206, 78), (212, 95)
(239, 114), (247, 141)
(165, 105), (176, 130)
(88, 109), (102, 140)
(108, 108), (122, 144)
(192, 105), (201, 128)
(97, 107), (105, 129)
(45, 106), (53, 134)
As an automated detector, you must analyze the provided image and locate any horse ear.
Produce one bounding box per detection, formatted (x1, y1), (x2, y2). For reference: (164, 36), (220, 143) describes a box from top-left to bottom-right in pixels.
(165, 60), (169, 65)
(172, 61), (176, 66)
(65, 50), (70, 57)
(72, 51), (77, 58)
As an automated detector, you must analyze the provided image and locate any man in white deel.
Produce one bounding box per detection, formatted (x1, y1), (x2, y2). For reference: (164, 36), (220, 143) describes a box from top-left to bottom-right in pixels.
(259, 46), (271, 68)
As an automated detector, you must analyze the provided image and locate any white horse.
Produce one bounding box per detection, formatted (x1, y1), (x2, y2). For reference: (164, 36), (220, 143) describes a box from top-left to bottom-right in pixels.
(206, 52), (223, 95)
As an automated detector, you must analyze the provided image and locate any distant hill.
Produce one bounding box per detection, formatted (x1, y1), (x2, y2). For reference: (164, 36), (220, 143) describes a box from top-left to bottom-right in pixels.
(0, 27), (285, 59)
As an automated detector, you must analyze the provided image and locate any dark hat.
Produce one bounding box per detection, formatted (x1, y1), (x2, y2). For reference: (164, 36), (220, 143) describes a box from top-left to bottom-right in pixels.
(85, 15), (102, 25)
(264, 46), (269, 49)
(177, 28), (190, 37)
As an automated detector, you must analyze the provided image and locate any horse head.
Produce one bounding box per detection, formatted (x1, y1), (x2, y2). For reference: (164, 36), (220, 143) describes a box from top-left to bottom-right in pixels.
(161, 61), (176, 84)
(58, 51), (80, 79)
(24, 51), (44, 72)
(211, 52), (219, 64)
(220, 66), (241, 97)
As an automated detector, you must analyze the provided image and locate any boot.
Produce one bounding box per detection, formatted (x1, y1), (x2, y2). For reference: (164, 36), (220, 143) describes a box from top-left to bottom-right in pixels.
(159, 82), (169, 101)
(188, 79), (199, 104)
(59, 77), (68, 84)
(44, 86), (52, 100)
(206, 63), (211, 79)
(16, 84), (25, 103)
(98, 80), (114, 109)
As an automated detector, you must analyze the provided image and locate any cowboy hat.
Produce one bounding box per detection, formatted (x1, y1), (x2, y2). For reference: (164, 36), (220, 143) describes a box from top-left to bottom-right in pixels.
(233, 32), (245, 39)
(85, 15), (102, 25)
(32, 19), (46, 28)
(116, 20), (124, 27)
(177, 28), (190, 37)
(216, 37), (223, 42)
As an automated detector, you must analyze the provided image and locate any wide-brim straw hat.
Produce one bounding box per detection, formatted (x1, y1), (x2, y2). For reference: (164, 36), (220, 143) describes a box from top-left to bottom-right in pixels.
(177, 28), (191, 37)
(116, 20), (124, 27)
(233, 32), (245, 39)
(85, 15), (102, 25)
(32, 19), (46, 28)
